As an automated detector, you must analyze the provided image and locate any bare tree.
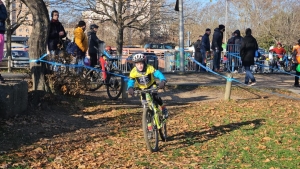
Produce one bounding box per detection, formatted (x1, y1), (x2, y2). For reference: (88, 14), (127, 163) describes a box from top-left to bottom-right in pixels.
(64, 0), (162, 55)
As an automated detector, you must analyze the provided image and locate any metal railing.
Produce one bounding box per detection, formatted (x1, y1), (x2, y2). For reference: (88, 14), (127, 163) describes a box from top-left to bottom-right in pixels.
(3, 47), (293, 75)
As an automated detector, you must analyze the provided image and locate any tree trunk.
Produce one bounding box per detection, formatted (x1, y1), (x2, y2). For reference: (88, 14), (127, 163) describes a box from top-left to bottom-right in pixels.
(21, 0), (49, 91)
(116, 27), (124, 56)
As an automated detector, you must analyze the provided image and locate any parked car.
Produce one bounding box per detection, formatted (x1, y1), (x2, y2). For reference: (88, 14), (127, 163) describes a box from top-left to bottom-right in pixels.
(144, 43), (174, 50)
(2, 50), (29, 68)
(126, 52), (159, 71)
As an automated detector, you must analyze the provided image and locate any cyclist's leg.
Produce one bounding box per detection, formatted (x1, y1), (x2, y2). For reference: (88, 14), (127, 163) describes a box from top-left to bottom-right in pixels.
(99, 56), (107, 81)
(152, 92), (168, 118)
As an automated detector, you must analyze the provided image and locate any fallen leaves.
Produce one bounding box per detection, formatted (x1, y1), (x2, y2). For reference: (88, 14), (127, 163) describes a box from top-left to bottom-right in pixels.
(1, 87), (300, 168)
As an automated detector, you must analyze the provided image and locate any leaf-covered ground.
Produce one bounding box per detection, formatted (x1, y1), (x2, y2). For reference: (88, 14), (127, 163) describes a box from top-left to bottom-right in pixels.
(1, 86), (300, 168)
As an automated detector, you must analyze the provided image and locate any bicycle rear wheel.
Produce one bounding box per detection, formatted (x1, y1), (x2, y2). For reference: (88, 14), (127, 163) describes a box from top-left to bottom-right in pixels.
(106, 70), (123, 100)
(142, 108), (159, 152)
(283, 61), (292, 72)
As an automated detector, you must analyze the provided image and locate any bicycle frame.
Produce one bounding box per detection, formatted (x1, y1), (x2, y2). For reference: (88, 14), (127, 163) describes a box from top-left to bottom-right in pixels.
(144, 92), (163, 130)
(136, 88), (164, 130)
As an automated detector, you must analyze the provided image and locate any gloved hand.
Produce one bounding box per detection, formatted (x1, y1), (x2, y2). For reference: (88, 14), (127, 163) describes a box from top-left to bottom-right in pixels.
(159, 81), (166, 89)
(128, 88), (134, 96)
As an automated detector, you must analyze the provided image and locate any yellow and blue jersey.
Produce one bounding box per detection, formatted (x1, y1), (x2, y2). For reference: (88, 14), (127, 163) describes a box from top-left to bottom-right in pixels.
(127, 64), (166, 89)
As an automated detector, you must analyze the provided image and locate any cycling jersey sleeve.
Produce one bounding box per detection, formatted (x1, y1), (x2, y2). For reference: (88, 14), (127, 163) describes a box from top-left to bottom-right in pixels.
(127, 68), (136, 89)
(127, 79), (135, 90)
(153, 69), (167, 82)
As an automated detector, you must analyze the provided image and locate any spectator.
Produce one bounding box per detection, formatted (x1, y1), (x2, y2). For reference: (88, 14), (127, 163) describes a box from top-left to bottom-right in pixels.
(292, 39), (300, 87)
(48, 10), (66, 61)
(232, 30), (243, 73)
(0, 0), (7, 83)
(201, 28), (211, 71)
(87, 24), (104, 68)
(225, 32), (235, 72)
(74, 20), (88, 62)
(233, 30), (243, 51)
(211, 24), (225, 72)
(240, 28), (258, 86)
(193, 35), (202, 72)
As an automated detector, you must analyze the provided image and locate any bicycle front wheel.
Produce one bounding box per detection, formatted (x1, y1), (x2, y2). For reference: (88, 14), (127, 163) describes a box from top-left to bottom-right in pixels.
(142, 108), (159, 152)
(159, 118), (167, 142)
(106, 70), (123, 100)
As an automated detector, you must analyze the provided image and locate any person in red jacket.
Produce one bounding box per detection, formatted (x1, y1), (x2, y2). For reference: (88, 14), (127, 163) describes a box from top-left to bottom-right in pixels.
(270, 42), (286, 59)
(269, 42), (286, 70)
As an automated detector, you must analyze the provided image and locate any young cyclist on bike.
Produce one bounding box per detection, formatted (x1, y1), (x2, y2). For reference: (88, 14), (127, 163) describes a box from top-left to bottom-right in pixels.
(127, 53), (169, 119)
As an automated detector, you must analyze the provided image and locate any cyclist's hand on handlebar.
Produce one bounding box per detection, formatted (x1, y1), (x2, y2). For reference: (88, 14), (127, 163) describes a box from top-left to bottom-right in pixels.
(128, 88), (134, 96)
(159, 81), (166, 89)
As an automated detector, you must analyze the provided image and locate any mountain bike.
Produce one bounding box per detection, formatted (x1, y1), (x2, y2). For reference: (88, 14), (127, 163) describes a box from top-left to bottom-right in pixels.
(83, 44), (123, 100)
(134, 87), (167, 152)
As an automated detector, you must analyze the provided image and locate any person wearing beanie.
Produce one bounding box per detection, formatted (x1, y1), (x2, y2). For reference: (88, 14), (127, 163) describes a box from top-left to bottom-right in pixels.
(200, 28), (211, 71)
(211, 24), (225, 72)
(0, 0), (7, 83)
(240, 28), (258, 86)
(72, 20), (88, 74)
(74, 20), (88, 59)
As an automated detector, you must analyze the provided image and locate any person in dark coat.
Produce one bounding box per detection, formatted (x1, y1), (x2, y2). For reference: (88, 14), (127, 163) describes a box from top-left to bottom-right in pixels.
(233, 30), (243, 52)
(225, 32), (235, 72)
(193, 35), (202, 72)
(0, 0), (7, 83)
(240, 28), (258, 86)
(211, 24), (225, 72)
(87, 24), (104, 68)
(47, 10), (66, 59)
(200, 28), (211, 71)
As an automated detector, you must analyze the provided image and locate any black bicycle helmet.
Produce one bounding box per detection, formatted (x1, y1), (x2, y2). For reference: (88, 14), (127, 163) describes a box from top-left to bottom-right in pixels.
(90, 24), (99, 30)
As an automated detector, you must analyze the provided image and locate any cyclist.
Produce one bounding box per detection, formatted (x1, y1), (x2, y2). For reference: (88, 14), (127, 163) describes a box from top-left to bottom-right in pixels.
(270, 42), (286, 70)
(292, 39), (300, 87)
(127, 53), (169, 119)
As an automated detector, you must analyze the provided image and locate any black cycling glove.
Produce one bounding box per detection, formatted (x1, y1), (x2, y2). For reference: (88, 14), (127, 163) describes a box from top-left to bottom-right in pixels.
(128, 88), (134, 96)
(159, 81), (166, 89)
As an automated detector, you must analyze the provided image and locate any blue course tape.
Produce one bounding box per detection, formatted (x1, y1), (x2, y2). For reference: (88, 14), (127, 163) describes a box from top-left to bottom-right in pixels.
(189, 56), (234, 82)
(189, 56), (300, 100)
(29, 53), (129, 80)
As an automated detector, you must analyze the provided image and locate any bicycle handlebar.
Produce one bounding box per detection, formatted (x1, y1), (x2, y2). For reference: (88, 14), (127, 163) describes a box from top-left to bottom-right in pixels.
(133, 88), (159, 94)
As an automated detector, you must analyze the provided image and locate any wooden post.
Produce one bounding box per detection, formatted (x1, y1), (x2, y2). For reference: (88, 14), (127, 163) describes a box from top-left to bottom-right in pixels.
(121, 77), (128, 101)
(8, 55), (12, 73)
(224, 73), (233, 100)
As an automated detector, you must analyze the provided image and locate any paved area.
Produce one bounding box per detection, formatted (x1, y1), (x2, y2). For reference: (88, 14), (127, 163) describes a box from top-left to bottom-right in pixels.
(1, 71), (300, 95)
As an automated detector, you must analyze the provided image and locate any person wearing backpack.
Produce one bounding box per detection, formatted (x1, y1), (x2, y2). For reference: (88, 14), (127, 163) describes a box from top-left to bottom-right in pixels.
(71, 21), (88, 74)
(193, 35), (202, 72)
